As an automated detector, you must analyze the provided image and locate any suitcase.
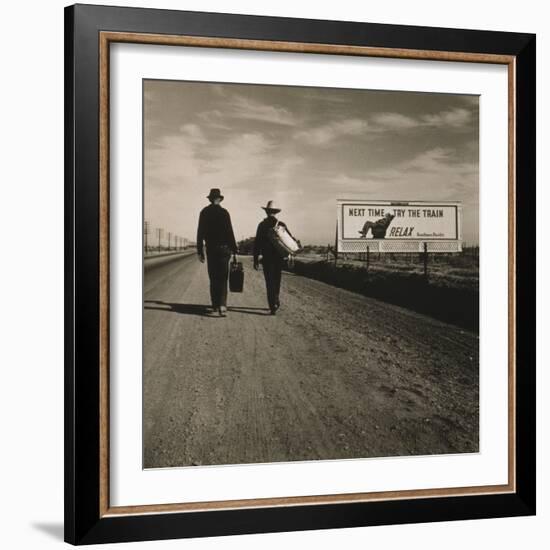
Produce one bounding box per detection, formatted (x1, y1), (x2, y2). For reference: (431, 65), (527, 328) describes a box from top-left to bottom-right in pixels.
(267, 221), (300, 258)
(229, 255), (244, 292)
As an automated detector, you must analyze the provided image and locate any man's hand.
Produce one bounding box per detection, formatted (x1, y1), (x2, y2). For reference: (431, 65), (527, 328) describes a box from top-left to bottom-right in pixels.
(253, 259), (260, 271)
(198, 253), (205, 263)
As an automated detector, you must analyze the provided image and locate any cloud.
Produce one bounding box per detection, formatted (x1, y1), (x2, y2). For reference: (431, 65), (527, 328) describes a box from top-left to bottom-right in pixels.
(421, 108), (473, 128)
(196, 110), (232, 130)
(229, 96), (297, 126)
(371, 112), (419, 130)
(341, 147), (478, 199)
(295, 118), (369, 146)
(300, 90), (350, 104)
(203, 132), (275, 183)
(146, 124), (307, 200)
(456, 94), (479, 107)
(198, 94), (297, 127)
(325, 146), (478, 240)
(371, 108), (473, 132)
(295, 106), (475, 147)
(406, 147), (455, 171)
(146, 131), (275, 189)
(178, 123), (207, 144)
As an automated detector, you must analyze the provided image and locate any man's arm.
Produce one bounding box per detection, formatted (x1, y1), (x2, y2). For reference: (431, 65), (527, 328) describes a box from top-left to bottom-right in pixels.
(281, 222), (301, 248)
(196, 210), (205, 259)
(225, 210), (238, 254)
(253, 222), (263, 267)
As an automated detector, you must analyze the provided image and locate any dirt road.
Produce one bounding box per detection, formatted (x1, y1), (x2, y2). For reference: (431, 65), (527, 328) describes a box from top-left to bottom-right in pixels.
(143, 255), (478, 468)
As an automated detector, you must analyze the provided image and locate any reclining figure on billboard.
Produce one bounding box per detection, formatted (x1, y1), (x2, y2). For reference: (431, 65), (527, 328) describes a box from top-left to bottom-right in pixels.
(358, 213), (395, 238)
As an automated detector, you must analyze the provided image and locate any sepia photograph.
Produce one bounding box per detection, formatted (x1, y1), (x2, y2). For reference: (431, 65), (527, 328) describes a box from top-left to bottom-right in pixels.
(142, 79), (479, 469)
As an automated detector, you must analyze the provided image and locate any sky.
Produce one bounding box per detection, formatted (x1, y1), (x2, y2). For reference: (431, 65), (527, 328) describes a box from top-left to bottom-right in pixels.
(144, 80), (479, 246)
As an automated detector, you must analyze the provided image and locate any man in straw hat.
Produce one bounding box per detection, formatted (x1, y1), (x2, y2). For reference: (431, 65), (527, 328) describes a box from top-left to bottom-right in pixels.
(253, 200), (296, 315)
(196, 188), (238, 317)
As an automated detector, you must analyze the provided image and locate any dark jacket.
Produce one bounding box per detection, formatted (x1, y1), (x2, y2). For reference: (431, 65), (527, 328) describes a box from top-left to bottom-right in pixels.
(196, 203), (238, 257)
(253, 217), (294, 263)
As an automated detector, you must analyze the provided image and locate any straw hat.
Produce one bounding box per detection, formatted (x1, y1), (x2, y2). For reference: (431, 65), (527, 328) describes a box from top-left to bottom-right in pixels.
(261, 200), (281, 213)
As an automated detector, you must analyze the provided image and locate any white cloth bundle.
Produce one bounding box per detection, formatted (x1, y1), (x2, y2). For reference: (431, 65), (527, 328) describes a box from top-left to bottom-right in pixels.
(268, 221), (300, 257)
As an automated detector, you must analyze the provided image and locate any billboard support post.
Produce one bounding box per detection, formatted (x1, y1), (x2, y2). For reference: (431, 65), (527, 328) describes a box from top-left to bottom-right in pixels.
(334, 221), (338, 266)
(366, 246), (370, 273)
(423, 242), (429, 283)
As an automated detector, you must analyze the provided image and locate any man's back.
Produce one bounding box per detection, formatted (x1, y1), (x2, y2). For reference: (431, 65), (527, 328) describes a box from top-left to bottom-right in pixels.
(196, 203), (237, 255)
(253, 217), (291, 261)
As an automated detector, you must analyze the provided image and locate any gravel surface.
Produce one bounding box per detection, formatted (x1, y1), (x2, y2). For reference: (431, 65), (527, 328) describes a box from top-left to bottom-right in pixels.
(143, 255), (479, 468)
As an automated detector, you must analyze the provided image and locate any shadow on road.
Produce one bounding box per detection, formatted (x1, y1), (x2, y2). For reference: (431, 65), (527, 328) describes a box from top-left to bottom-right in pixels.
(144, 301), (271, 316)
(144, 301), (211, 316)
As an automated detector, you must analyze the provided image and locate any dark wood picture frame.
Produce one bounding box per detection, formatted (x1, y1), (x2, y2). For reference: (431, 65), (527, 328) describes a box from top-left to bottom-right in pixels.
(65, 3), (536, 545)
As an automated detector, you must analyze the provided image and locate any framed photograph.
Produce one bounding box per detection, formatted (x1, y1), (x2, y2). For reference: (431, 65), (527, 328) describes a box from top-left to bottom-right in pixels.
(64, 4), (536, 545)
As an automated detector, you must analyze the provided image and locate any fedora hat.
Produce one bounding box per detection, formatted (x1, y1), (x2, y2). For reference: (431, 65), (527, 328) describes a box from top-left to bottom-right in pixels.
(207, 188), (224, 201)
(261, 200), (281, 213)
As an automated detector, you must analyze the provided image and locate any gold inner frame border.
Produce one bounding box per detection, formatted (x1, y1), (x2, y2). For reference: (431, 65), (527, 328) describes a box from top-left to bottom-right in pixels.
(98, 31), (516, 518)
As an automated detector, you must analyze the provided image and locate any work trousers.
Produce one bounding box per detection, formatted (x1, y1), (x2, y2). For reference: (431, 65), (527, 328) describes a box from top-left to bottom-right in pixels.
(206, 245), (232, 308)
(262, 256), (284, 310)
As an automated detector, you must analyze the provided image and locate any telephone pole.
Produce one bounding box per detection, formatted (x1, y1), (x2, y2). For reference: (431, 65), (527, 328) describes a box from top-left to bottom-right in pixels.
(168, 232), (172, 251)
(144, 220), (149, 254)
(156, 228), (163, 253)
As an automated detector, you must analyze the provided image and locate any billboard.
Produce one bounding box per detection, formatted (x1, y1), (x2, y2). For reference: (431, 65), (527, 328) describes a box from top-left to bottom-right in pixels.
(336, 200), (462, 253)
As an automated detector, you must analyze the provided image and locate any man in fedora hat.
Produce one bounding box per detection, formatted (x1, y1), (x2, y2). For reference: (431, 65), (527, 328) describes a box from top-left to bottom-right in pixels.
(253, 200), (296, 315)
(196, 188), (238, 317)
